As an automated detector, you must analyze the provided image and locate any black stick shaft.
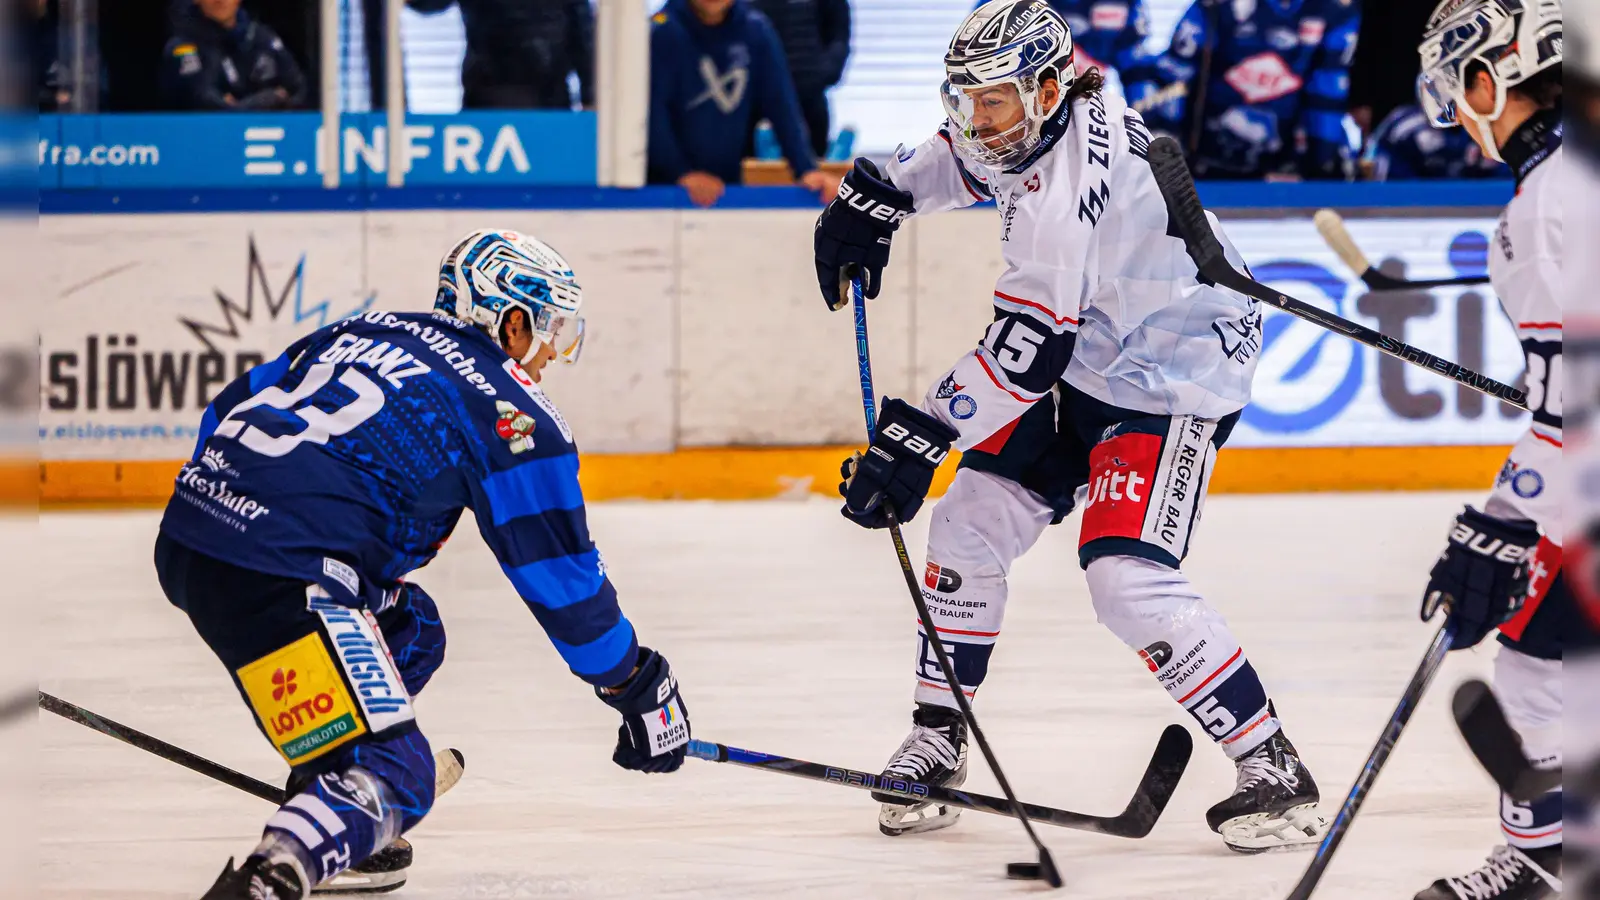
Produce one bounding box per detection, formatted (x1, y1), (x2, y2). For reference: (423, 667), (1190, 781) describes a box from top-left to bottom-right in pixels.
(1285, 622), (1454, 900)
(848, 275), (1060, 885)
(1145, 137), (1528, 412)
(38, 691), (287, 804)
(686, 735), (1178, 837)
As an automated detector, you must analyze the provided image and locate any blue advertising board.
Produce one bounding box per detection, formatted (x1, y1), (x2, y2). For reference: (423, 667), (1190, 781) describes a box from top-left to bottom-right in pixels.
(39, 111), (597, 190)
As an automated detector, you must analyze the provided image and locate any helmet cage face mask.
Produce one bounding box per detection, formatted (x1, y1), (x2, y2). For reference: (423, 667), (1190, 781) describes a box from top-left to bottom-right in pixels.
(1416, 0), (1563, 162)
(941, 0), (1074, 170)
(436, 230), (586, 367)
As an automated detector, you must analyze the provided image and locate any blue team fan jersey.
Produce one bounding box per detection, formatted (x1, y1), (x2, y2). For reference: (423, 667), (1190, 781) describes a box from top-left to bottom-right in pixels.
(1124, 0), (1359, 179)
(1363, 104), (1508, 181)
(159, 310), (637, 687)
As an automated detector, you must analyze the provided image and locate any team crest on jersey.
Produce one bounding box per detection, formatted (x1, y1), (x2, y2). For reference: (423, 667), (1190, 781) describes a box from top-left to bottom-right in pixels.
(494, 401), (537, 454)
(934, 374), (965, 400)
(1024, 173), (1041, 193)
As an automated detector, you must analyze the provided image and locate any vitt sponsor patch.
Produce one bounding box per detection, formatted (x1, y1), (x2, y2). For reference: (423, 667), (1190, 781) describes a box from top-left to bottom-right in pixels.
(644, 698), (690, 756)
(237, 633), (367, 765)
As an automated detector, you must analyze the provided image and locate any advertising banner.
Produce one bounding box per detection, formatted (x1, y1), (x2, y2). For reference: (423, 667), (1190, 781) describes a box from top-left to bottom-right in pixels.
(38, 111), (597, 190)
(38, 208), (1528, 461)
(1219, 217), (1527, 448)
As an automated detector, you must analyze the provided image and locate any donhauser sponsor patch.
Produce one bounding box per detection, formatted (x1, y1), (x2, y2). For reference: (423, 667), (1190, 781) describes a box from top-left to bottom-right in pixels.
(237, 633), (367, 765)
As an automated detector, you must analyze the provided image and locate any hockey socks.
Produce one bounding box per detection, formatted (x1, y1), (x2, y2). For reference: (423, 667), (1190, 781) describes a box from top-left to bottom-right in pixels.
(259, 767), (403, 889)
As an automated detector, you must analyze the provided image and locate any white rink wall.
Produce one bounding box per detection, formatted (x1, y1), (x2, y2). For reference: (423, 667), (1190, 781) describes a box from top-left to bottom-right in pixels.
(40, 208), (1522, 461)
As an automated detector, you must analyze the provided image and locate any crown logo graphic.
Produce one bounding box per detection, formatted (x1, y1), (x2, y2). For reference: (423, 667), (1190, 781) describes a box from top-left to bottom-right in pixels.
(180, 237), (376, 355)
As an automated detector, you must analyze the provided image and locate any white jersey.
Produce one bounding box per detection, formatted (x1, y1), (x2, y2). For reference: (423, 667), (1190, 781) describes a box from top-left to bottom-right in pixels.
(1484, 114), (1563, 542)
(886, 90), (1262, 452)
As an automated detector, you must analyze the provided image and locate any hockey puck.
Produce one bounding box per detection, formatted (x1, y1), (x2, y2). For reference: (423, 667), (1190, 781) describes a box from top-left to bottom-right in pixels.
(1006, 862), (1043, 880)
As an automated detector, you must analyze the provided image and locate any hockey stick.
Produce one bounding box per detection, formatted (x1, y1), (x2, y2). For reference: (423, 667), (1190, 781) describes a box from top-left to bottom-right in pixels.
(1314, 209), (1491, 291)
(1284, 621), (1455, 900)
(688, 724), (1192, 838)
(846, 272), (1064, 888)
(1186, 0), (1219, 157)
(38, 691), (465, 804)
(1145, 138), (1528, 411)
(1452, 679), (1561, 803)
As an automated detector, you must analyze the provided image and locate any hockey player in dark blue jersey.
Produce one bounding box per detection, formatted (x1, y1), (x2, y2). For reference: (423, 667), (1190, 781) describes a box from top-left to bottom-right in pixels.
(157, 229), (694, 900)
(974, 0), (1150, 82)
(1123, 0), (1360, 179)
(1362, 103), (1508, 180)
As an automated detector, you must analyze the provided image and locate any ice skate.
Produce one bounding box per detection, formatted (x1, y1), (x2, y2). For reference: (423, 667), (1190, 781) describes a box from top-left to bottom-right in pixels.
(1207, 729), (1328, 852)
(874, 703), (968, 836)
(1414, 844), (1561, 899)
(200, 855), (306, 900)
(313, 837), (411, 894)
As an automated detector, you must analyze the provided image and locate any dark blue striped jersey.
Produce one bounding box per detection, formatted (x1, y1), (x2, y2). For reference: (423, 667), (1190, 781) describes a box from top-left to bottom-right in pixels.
(158, 310), (637, 687)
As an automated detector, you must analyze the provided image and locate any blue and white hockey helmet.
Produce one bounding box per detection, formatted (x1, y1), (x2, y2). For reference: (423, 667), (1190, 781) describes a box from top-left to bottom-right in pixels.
(941, 0), (1076, 170)
(435, 229), (585, 366)
(1417, 0), (1562, 159)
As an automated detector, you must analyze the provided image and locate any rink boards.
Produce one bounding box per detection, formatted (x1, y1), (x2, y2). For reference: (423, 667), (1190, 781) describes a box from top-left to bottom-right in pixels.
(38, 205), (1523, 502)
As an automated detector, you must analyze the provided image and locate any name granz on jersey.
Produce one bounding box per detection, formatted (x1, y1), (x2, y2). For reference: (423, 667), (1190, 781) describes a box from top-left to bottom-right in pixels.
(326, 311), (499, 396)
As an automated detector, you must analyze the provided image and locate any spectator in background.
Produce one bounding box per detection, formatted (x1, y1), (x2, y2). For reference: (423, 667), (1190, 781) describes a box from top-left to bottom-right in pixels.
(749, 0), (851, 159)
(1362, 104), (1507, 180)
(407, 0), (594, 109)
(977, 0), (1147, 85)
(1124, 0), (1360, 180)
(648, 0), (841, 207)
(35, 0), (67, 111)
(1346, 0), (1434, 135)
(163, 0), (305, 110)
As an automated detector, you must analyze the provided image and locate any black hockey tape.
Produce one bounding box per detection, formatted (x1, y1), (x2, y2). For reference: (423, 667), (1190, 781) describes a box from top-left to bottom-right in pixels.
(1146, 137), (1226, 275)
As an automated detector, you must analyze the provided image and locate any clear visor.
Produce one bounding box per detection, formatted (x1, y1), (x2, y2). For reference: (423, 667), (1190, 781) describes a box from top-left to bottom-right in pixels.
(1417, 72), (1460, 128)
(530, 304), (585, 365)
(940, 79), (1038, 169)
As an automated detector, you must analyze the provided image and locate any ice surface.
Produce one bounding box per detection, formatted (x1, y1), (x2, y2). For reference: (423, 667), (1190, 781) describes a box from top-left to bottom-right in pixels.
(39, 492), (1509, 899)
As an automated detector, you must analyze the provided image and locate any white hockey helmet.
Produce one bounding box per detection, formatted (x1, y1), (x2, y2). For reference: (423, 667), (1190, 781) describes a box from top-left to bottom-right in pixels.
(1416, 0), (1562, 160)
(435, 229), (585, 366)
(941, 0), (1076, 170)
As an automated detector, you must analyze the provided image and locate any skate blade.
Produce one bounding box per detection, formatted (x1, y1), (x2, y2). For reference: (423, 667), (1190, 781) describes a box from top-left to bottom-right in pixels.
(878, 800), (962, 837)
(1219, 803), (1328, 854)
(312, 869), (408, 895)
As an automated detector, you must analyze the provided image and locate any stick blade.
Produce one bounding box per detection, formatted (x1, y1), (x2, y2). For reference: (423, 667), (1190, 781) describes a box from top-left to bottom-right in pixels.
(1147, 137), (1226, 277)
(1098, 723), (1194, 838)
(1313, 208), (1374, 278)
(1007, 848), (1064, 888)
(434, 747), (466, 797)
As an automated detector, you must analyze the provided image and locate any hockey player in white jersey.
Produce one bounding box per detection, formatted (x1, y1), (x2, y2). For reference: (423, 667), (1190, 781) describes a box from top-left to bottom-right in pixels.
(1411, 1), (1565, 897)
(812, 0), (1327, 852)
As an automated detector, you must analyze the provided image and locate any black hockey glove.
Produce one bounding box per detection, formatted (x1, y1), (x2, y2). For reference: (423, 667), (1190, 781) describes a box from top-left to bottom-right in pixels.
(1421, 507), (1540, 650)
(597, 646), (690, 773)
(814, 158), (915, 311)
(839, 398), (959, 529)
